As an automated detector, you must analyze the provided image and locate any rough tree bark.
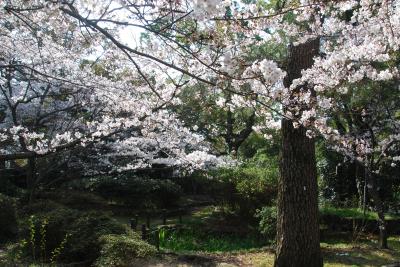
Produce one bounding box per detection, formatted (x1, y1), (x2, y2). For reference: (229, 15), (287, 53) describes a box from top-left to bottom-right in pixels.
(274, 39), (323, 267)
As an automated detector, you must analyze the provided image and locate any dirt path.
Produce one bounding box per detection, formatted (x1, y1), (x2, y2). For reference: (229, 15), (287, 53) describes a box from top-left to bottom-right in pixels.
(131, 250), (274, 267)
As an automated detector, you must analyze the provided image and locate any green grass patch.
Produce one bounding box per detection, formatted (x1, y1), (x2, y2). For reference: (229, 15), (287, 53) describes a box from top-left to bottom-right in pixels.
(159, 228), (268, 252)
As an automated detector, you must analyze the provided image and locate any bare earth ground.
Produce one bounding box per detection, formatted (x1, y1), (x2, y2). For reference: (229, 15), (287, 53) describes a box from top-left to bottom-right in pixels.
(130, 250), (274, 267)
(1, 239), (400, 266)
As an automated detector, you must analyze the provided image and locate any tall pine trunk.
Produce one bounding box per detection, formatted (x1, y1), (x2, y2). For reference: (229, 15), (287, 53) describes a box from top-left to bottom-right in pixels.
(274, 39), (323, 267)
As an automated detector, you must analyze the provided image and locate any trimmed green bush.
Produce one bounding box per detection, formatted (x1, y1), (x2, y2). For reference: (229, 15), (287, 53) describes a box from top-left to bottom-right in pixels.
(17, 206), (129, 264)
(95, 233), (156, 267)
(64, 211), (128, 262)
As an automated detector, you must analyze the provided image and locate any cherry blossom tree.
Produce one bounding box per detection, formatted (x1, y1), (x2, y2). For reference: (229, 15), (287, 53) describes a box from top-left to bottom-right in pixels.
(1, 0), (399, 265)
(0, 0), (226, 190)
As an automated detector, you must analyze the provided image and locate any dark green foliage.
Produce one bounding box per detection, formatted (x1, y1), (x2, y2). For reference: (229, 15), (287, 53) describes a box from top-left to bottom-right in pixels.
(316, 142), (359, 206)
(43, 190), (108, 210)
(255, 206), (277, 239)
(0, 194), (18, 243)
(95, 233), (157, 267)
(237, 132), (280, 159)
(92, 175), (182, 209)
(173, 83), (261, 154)
(19, 200), (65, 215)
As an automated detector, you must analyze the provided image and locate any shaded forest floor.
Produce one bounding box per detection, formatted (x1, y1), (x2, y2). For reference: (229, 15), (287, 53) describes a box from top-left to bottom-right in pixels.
(132, 236), (400, 266)
(1, 195), (400, 267)
(1, 240), (400, 267)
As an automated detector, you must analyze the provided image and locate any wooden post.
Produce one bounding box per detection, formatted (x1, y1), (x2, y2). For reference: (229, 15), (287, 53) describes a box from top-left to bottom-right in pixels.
(155, 228), (160, 251)
(130, 215), (138, 230)
(179, 208), (183, 224)
(0, 159), (5, 169)
(27, 156), (36, 203)
(141, 224), (147, 240)
(146, 212), (150, 228)
(162, 209), (167, 225)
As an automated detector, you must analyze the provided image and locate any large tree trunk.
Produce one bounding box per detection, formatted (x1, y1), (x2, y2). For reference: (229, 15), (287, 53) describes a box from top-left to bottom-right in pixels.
(274, 39), (323, 267)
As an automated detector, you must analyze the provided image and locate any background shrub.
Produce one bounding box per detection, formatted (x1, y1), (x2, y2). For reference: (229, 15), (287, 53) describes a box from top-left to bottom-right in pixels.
(209, 151), (278, 220)
(41, 190), (108, 210)
(92, 175), (182, 209)
(0, 172), (24, 197)
(19, 200), (65, 215)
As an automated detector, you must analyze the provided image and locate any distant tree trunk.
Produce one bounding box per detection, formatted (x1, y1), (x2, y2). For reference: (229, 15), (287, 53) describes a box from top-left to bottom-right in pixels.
(274, 39), (323, 267)
(27, 156), (37, 203)
(366, 170), (388, 249)
(355, 164), (366, 209)
(224, 92), (256, 156)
